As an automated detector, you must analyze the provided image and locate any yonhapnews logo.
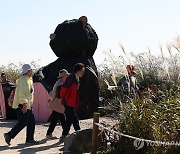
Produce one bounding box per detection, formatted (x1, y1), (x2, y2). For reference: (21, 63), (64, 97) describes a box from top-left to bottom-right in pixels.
(133, 139), (180, 150)
(134, 139), (144, 150)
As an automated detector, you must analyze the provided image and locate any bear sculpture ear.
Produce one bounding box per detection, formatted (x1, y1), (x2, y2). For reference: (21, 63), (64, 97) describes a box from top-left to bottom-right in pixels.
(50, 33), (56, 40)
(79, 16), (88, 30)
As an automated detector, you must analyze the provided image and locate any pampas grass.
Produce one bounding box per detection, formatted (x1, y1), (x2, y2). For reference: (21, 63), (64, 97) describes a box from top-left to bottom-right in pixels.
(98, 36), (180, 154)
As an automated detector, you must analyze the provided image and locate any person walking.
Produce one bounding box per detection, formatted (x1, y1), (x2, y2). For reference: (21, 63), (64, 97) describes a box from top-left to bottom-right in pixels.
(46, 69), (69, 139)
(4, 64), (38, 145)
(60, 63), (85, 140)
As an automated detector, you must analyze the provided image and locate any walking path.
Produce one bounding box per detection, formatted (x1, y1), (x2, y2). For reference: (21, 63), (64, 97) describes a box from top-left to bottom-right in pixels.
(0, 117), (116, 154)
(0, 118), (93, 154)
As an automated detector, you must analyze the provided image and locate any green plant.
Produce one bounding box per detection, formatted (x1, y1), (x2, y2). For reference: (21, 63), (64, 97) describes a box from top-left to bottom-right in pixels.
(97, 36), (180, 154)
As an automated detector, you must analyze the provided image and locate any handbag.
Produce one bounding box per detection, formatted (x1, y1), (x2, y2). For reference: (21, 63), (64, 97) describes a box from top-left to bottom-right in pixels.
(49, 98), (65, 114)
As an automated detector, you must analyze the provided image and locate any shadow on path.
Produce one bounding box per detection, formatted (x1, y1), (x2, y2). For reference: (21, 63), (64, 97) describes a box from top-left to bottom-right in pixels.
(0, 138), (63, 154)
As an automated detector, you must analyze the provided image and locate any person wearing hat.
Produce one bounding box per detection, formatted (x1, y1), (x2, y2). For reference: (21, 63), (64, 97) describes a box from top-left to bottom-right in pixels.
(46, 69), (69, 139)
(4, 64), (38, 145)
(1, 72), (16, 119)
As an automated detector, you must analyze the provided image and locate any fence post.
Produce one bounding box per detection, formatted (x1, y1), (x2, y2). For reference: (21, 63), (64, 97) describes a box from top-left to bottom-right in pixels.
(92, 112), (100, 154)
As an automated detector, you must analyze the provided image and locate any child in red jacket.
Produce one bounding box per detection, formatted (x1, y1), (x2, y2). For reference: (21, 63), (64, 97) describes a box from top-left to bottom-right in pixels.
(60, 63), (85, 140)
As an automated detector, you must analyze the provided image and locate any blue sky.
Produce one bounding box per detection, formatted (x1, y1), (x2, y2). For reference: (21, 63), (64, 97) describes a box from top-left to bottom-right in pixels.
(0, 0), (180, 66)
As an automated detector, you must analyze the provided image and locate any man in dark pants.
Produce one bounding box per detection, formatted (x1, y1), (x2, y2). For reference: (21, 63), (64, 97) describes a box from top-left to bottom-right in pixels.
(46, 69), (69, 138)
(1, 72), (16, 119)
(8, 107), (35, 142)
(46, 111), (66, 137)
(60, 63), (85, 140)
(4, 64), (38, 145)
(63, 106), (81, 135)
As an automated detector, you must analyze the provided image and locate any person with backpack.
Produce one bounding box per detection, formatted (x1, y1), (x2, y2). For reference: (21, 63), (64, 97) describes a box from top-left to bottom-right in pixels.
(46, 69), (69, 139)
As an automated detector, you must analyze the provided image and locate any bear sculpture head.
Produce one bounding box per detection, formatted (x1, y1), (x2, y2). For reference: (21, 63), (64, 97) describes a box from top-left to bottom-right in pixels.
(49, 16), (98, 57)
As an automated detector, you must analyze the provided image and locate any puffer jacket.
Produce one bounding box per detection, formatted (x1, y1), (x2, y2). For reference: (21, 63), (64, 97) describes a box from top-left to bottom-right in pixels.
(60, 73), (80, 109)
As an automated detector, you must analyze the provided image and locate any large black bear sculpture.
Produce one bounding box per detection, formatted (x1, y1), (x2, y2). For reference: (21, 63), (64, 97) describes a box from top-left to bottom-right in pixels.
(33, 16), (99, 118)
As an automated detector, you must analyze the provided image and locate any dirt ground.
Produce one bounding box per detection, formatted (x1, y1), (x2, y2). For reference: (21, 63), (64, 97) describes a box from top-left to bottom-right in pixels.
(0, 117), (116, 154)
(0, 118), (94, 154)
